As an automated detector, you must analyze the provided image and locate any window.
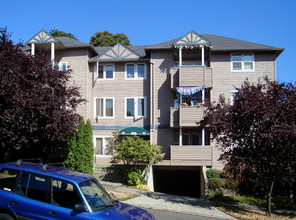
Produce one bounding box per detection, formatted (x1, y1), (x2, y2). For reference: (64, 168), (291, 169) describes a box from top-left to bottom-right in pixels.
(15, 172), (49, 203)
(54, 62), (67, 71)
(94, 136), (113, 156)
(126, 64), (146, 79)
(231, 90), (238, 105)
(231, 54), (254, 71)
(95, 97), (114, 118)
(52, 178), (82, 209)
(79, 179), (113, 212)
(0, 169), (19, 192)
(126, 97), (146, 118)
(94, 64), (114, 80)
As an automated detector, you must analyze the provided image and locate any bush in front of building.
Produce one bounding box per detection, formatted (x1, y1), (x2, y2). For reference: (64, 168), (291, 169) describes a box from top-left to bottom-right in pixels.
(208, 178), (223, 190)
(206, 169), (220, 179)
(64, 118), (94, 175)
(114, 136), (163, 187)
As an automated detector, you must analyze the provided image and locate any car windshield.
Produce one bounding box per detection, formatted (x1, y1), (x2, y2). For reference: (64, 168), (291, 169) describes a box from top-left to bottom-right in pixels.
(79, 178), (115, 212)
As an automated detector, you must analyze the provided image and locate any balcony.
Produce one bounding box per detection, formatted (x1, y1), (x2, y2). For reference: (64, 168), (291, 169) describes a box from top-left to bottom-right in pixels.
(170, 66), (212, 89)
(170, 145), (213, 166)
(170, 106), (204, 128)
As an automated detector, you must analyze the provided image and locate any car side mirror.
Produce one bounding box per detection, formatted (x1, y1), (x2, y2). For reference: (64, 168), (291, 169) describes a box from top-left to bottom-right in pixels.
(74, 203), (87, 212)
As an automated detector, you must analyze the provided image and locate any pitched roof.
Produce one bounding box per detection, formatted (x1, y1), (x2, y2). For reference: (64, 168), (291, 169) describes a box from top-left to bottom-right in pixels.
(90, 44), (149, 62)
(55, 37), (91, 48)
(146, 34), (284, 54)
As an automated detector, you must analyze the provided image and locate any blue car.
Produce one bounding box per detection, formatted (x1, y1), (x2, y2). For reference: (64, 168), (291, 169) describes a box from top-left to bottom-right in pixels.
(0, 159), (155, 220)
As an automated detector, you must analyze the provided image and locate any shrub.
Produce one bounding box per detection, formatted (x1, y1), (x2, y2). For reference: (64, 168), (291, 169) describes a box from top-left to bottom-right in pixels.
(272, 196), (296, 210)
(64, 119), (94, 175)
(213, 191), (224, 199)
(127, 169), (143, 186)
(137, 184), (150, 191)
(208, 178), (222, 189)
(206, 169), (219, 179)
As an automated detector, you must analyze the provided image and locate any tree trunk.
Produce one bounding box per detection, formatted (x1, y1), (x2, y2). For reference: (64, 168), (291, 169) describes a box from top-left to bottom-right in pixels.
(266, 180), (275, 217)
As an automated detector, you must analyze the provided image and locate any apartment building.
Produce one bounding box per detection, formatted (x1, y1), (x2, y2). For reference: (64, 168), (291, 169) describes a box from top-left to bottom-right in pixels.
(24, 29), (283, 197)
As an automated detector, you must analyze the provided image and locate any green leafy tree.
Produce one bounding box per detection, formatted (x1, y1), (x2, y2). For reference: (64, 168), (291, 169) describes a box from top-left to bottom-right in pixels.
(0, 28), (84, 163)
(202, 77), (296, 216)
(49, 29), (78, 40)
(89, 30), (131, 47)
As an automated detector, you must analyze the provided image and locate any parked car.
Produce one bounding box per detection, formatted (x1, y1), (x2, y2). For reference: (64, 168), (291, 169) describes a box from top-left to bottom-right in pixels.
(0, 159), (155, 220)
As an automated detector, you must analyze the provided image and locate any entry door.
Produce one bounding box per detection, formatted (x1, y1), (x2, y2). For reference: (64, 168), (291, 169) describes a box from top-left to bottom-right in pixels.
(95, 137), (113, 156)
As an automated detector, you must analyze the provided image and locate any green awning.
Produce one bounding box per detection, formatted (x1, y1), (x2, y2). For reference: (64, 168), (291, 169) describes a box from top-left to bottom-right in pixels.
(118, 127), (150, 136)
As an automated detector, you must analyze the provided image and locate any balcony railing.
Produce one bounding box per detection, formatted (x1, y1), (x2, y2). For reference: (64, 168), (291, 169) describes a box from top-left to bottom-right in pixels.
(170, 106), (204, 127)
(170, 66), (212, 89)
(170, 145), (213, 166)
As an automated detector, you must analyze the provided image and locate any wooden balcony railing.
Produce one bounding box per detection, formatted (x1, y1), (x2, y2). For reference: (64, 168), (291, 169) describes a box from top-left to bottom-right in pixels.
(170, 145), (213, 166)
(170, 106), (204, 127)
(170, 66), (212, 88)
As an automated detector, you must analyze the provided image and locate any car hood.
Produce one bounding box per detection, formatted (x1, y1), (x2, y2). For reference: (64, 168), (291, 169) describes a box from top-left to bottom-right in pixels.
(91, 202), (155, 220)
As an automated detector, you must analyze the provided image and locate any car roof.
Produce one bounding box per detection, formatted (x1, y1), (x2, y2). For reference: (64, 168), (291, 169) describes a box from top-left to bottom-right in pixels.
(0, 162), (93, 183)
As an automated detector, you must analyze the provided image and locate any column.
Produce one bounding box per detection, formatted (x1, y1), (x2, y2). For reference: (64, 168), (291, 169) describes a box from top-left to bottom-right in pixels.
(31, 43), (35, 56)
(179, 127), (183, 146)
(51, 42), (55, 66)
(202, 88), (205, 146)
(201, 45), (205, 66)
(179, 46), (183, 67)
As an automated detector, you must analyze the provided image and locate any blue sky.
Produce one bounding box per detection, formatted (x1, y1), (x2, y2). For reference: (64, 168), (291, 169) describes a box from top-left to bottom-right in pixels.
(1, 0), (295, 82)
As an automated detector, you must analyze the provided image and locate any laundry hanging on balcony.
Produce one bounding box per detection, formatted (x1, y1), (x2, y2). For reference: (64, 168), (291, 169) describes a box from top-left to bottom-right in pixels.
(176, 86), (207, 95)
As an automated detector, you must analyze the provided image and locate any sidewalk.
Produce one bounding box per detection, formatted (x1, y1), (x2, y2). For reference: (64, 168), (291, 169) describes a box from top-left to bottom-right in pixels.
(101, 181), (236, 219)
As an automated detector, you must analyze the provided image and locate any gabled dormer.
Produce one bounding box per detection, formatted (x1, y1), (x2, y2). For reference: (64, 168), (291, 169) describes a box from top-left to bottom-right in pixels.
(95, 43), (141, 61)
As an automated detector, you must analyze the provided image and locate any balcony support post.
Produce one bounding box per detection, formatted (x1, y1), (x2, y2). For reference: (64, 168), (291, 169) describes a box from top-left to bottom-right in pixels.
(179, 46), (183, 67)
(179, 127), (183, 146)
(202, 128), (205, 146)
(202, 87), (205, 146)
(201, 45), (205, 66)
(51, 42), (55, 67)
(31, 43), (35, 56)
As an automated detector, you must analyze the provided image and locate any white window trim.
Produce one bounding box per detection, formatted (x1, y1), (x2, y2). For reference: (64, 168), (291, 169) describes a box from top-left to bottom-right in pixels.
(125, 63), (146, 80)
(231, 53), (255, 72)
(94, 97), (115, 119)
(93, 135), (113, 157)
(125, 97), (147, 119)
(94, 63), (115, 80)
(54, 62), (68, 71)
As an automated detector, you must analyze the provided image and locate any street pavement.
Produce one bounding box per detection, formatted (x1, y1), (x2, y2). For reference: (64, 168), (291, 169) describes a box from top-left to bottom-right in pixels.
(102, 181), (235, 220)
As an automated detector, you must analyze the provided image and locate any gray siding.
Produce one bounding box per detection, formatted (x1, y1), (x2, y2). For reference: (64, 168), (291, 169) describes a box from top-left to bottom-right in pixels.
(55, 48), (90, 119)
(89, 62), (150, 128)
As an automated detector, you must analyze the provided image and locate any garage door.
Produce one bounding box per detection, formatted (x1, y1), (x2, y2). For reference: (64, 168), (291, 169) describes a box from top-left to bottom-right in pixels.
(153, 166), (201, 198)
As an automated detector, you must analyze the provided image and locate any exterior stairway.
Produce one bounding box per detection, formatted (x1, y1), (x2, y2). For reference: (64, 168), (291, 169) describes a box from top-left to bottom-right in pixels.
(93, 163), (124, 183)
